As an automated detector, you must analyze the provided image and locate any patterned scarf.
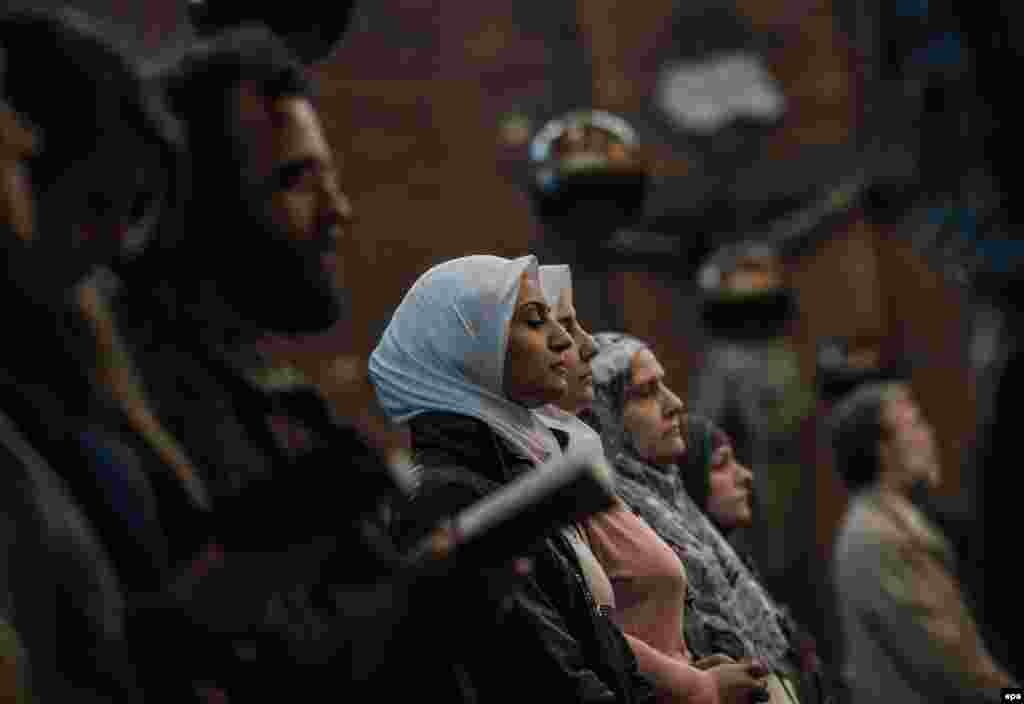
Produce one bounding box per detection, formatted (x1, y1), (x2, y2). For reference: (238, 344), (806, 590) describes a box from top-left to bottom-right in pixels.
(589, 332), (797, 675)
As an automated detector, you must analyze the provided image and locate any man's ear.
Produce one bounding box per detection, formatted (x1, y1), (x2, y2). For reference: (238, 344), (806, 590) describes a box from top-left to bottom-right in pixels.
(233, 80), (272, 138)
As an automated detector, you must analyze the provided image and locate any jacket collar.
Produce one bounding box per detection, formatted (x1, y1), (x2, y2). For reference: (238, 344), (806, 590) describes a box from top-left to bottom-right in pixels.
(410, 411), (568, 484)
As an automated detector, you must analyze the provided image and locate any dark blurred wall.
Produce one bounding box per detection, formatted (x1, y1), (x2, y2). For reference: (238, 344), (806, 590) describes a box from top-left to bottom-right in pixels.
(21, 0), (979, 642)
(0, 0), (191, 55)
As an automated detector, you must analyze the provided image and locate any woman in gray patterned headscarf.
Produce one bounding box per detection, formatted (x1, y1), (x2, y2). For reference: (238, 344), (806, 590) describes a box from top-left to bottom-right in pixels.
(585, 333), (829, 704)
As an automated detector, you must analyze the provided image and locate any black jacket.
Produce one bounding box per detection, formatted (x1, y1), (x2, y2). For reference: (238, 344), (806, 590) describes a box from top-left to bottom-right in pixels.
(114, 302), (467, 701)
(0, 404), (142, 703)
(0, 294), (152, 702)
(392, 411), (657, 704)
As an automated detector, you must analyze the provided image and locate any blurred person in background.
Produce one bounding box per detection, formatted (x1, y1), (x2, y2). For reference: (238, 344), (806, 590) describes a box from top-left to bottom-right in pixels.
(679, 414), (834, 703)
(1, 45), (39, 704)
(112, 25), (520, 701)
(538, 265), (773, 704)
(829, 382), (1014, 704)
(678, 416), (754, 536)
(689, 241), (815, 609)
(0, 74), (31, 244)
(1, 7), (186, 700)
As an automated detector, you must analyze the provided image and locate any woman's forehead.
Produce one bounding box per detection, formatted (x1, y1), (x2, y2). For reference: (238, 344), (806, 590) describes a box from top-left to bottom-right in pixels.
(516, 270), (546, 306)
(554, 299), (576, 319)
(630, 347), (663, 384)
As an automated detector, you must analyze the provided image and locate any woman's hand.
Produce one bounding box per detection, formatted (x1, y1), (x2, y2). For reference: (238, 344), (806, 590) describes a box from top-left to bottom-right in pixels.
(693, 653), (736, 670)
(795, 631), (822, 674)
(708, 660), (771, 704)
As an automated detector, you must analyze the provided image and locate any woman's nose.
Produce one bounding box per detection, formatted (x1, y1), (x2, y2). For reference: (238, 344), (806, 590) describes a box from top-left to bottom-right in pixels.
(738, 463), (754, 486)
(662, 387), (684, 417)
(550, 320), (572, 353)
(579, 328), (598, 364)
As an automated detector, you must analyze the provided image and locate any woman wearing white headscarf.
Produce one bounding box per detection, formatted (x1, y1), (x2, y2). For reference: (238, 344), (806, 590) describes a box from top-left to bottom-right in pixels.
(370, 254), (655, 704)
(535, 265), (605, 457)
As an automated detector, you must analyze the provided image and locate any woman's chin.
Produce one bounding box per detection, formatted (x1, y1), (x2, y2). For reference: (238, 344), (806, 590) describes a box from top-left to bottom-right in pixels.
(547, 377), (570, 400)
(664, 437), (686, 458)
(734, 508), (753, 531)
(569, 398), (594, 415)
(528, 382), (570, 408)
(649, 451), (678, 468)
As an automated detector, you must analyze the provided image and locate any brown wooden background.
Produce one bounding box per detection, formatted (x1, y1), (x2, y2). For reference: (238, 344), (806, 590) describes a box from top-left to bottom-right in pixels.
(28, 0), (978, 639)
(312, 0), (974, 563)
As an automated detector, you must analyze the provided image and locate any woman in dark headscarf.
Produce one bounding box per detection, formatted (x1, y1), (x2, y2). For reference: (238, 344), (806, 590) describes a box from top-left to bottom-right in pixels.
(681, 415), (826, 682)
(678, 415), (755, 537)
(586, 333), (830, 703)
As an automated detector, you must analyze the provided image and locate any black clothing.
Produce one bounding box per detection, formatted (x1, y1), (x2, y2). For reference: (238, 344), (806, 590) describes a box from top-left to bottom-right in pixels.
(392, 411), (657, 704)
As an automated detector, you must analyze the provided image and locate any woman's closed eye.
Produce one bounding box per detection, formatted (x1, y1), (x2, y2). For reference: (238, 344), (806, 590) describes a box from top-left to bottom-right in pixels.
(629, 380), (660, 399)
(520, 302), (550, 328)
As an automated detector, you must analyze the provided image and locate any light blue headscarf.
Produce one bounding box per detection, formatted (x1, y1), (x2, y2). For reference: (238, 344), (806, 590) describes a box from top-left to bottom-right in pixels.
(538, 264), (572, 313)
(369, 254), (562, 465)
(535, 264), (606, 460)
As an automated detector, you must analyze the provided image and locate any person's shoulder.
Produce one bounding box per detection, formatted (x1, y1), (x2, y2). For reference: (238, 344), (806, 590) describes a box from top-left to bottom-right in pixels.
(411, 460), (498, 500)
(410, 411), (527, 481)
(388, 459), (495, 550)
(835, 492), (908, 569)
(0, 409), (68, 505)
(844, 491), (907, 537)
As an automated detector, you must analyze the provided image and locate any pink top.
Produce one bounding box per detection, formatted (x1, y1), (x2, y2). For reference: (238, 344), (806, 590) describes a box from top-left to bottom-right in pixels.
(586, 502), (719, 704)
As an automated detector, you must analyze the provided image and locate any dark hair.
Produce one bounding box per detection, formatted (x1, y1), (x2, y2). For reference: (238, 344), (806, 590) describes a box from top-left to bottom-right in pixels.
(1, 8), (182, 269)
(187, 0), (358, 65)
(147, 26), (310, 265)
(0, 8), (179, 197)
(827, 382), (904, 491)
(158, 24), (309, 189)
(679, 414), (731, 514)
(118, 26), (319, 337)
